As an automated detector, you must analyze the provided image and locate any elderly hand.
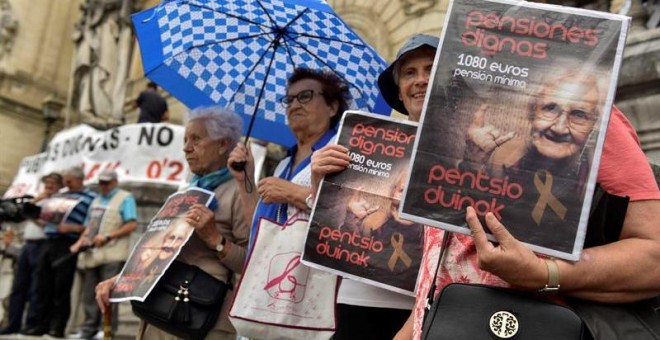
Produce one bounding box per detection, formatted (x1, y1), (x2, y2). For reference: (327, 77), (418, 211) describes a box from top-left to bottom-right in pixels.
(465, 206), (548, 290)
(92, 234), (109, 248)
(70, 237), (92, 253)
(257, 177), (300, 204)
(347, 188), (379, 219)
(228, 142), (255, 183)
(2, 228), (14, 247)
(95, 275), (117, 314)
(310, 144), (350, 199)
(185, 203), (220, 250)
(465, 104), (515, 163)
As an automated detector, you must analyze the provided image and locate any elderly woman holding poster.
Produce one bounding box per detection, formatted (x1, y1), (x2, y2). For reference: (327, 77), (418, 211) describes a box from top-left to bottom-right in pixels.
(317, 31), (660, 340)
(95, 107), (250, 340)
(310, 34), (438, 340)
(227, 67), (351, 244)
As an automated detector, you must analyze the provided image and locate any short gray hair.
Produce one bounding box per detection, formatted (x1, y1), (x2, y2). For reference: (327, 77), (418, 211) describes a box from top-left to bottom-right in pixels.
(62, 166), (85, 179)
(186, 106), (243, 150)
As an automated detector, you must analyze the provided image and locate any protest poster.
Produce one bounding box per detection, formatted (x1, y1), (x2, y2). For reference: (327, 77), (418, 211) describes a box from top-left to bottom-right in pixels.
(302, 111), (423, 295)
(400, 0), (629, 261)
(38, 196), (83, 225)
(110, 187), (215, 302)
(84, 206), (107, 238)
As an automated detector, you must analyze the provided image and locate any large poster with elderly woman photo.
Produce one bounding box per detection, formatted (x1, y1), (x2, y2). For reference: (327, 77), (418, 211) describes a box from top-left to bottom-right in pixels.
(400, 0), (629, 260)
(110, 187), (215, 302)
(302, 111), (423, 294)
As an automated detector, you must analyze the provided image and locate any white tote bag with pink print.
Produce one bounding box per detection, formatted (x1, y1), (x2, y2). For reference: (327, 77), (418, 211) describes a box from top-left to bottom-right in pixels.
(229, 212), (338, 340)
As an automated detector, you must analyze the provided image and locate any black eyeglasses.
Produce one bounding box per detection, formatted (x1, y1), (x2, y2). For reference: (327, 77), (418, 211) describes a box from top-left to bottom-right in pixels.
(99, 181), (112, 186)
(279, 89), (323, 107)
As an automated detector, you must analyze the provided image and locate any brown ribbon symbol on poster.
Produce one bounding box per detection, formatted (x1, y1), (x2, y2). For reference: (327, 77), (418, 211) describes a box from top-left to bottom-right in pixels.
(388, 232), (412, 271)
(532, 170), (567, 225)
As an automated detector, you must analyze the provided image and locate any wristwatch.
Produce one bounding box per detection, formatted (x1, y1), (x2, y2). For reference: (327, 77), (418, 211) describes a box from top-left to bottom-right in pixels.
(538, 258), (560, 295)
(305, 194), (314, 210)
(215, 236), (227, 253)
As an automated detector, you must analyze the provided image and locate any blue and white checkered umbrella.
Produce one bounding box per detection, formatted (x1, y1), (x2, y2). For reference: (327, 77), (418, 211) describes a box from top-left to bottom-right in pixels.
(132, 0), (390, 146)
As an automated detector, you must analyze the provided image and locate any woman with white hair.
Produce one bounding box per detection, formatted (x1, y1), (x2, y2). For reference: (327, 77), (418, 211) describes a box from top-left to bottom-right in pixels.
(95, 106), (250, 339)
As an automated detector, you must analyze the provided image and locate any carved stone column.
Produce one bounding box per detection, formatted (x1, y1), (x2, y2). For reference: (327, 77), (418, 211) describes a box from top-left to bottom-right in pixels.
(0, 0), (18, 71)
(67, 0), (134, 129)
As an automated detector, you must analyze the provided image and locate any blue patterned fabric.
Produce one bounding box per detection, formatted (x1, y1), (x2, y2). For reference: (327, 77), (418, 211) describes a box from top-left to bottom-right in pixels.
(189, 167), (233, 210)
(132, 0), (390, 146)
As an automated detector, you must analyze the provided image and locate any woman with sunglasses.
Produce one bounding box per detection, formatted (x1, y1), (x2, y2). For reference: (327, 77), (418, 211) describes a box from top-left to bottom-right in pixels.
(228, 67), (350, 251)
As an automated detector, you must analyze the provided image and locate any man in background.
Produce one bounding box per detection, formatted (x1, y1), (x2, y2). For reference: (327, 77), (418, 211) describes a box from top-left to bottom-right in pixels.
(135, 82), (169, 123)
(21, 167), (96, 338)
(69, 170), (137, 340)
(0, 172), (63, 335)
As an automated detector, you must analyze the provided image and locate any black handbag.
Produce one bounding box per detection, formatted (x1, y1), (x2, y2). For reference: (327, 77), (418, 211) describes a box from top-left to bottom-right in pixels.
(421, 234), (585, 340)
(131, 261), (228, 340)
(422, 283), (585, 339)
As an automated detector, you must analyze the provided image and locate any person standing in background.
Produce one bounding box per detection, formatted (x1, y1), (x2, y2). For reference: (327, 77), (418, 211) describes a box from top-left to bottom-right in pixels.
(21, 167), (96, 338)
(135, 82), (169, 123)
(0, 173), (64, 335)
(69, 169), (137, 340)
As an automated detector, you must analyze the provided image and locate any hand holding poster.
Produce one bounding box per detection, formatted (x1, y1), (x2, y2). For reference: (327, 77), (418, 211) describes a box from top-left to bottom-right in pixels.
(302, 111), (423, 294)
(110, 187), (215, 302)
(400, 0), (629, 261)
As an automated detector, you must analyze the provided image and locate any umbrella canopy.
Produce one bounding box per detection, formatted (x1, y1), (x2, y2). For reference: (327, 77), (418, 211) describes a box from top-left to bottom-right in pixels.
(132, 0), (390, 146)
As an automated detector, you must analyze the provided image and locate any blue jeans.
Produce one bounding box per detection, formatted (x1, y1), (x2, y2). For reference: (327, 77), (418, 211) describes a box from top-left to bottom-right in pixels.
(5, 240), (44, 332)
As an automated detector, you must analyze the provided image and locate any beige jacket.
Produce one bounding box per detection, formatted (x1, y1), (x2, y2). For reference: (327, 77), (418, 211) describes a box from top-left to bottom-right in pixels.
(175, 179), (249, 334)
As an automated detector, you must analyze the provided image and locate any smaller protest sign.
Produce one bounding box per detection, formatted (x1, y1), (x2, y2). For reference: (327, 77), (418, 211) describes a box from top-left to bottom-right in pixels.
(84, 206), (107, 238)
(39, 196), (83, 226)
(110, 187), (215, 302)
(302, 111), (423, 295)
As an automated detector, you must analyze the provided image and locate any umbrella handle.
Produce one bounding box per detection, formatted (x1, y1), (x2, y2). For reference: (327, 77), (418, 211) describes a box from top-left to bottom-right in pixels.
(229, 161), (254, 194)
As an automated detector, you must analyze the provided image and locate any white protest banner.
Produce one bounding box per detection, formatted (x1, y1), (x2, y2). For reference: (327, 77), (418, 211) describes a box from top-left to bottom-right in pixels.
(2, 153), (48, 199)
(4, 123), (188, 198)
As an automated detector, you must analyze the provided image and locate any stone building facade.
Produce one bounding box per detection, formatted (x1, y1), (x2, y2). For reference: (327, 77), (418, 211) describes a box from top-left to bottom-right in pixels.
(0, 0), (658, 336)
(0, 0), (658, 193)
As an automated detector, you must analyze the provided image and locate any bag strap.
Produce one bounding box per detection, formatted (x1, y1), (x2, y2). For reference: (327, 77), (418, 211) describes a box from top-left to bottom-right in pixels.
(282, 209), (306, 226)
(424, 231), (451, 313)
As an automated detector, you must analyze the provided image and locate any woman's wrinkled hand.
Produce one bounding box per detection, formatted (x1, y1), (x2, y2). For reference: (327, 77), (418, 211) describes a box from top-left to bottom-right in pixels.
(185, 204), (219, 249)
(465, 206), (547, 290)
(257, 177), (298, 204)
(347, 188), (379, 219)
(310, 144), (350, 198)
(228, 142), (255, 183)
(95, 275), (117, 314)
